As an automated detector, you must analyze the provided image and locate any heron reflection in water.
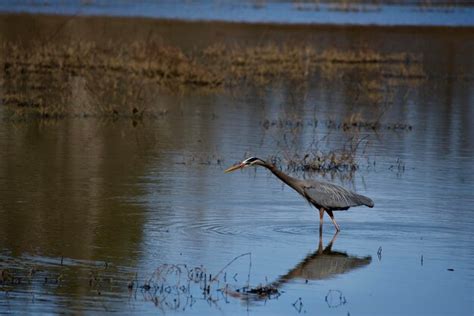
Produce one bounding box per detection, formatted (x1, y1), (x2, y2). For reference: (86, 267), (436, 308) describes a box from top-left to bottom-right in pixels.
(225, 157), (374, 231)
(274, 231), (371, 286)
(226, 231), (371, 301)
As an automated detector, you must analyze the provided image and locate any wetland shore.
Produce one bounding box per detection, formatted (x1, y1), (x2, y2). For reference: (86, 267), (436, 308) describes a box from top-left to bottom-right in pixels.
(1, 13), (472, 119)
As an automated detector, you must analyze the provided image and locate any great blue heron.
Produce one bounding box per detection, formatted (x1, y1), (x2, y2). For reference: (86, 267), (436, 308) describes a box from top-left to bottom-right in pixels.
(224, 157), (374, 231)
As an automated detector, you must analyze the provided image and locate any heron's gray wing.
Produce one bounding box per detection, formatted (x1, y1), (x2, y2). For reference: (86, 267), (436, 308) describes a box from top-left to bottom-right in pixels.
(302, 181), (374, 209)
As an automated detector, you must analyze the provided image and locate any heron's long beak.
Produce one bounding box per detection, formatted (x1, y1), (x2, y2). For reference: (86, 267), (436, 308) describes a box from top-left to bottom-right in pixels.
(224, 163), (245, 173)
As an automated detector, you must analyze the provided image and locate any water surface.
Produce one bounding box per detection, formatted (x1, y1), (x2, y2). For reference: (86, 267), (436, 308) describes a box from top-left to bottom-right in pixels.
(0, 15), (473, 316)
(1, 0), (474, 26)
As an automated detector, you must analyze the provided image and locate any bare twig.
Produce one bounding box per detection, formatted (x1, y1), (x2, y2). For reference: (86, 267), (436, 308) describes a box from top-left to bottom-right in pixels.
(212, 252), (251, 282)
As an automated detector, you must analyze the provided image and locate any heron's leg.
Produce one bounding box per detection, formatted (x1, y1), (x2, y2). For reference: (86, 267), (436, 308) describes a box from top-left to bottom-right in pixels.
(326, 210), (341, 231)
(319, 208), (325, 232)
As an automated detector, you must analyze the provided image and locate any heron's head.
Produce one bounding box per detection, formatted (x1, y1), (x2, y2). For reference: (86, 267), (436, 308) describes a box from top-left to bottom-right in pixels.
(224, 157), (266, 173)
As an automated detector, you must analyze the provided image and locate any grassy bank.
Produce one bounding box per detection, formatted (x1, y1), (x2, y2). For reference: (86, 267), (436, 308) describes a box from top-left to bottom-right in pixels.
(1, 39), (424, 119)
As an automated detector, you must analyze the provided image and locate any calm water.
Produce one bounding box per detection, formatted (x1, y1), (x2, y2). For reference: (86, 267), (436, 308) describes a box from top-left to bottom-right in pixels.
(1, 16), (474, 316)
(1, 0), (474, 26)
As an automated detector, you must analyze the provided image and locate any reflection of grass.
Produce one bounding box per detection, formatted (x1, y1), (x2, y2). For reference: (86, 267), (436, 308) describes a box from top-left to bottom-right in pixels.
(1, 40), (424, 119)
(270, 135), (365, 176)
(139, 256), (280, 310)
(0, 253), (278, 312)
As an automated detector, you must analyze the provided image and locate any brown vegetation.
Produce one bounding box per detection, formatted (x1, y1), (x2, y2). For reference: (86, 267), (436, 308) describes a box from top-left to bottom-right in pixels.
(1, 40), (425, 119)
(268, 135), (366, 177)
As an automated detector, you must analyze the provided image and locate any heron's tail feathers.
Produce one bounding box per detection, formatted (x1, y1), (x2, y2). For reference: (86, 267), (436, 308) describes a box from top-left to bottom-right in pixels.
(357, 194), (374, 208)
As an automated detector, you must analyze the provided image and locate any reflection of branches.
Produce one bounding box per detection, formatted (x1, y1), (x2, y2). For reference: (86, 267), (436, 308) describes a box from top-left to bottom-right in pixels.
(212, 252), (251, 285)
(292, 297), (305, 313)
(137, 264), (209, 312)
(138, 252), (281, 311)
(388, 157), (406, 177)
(325, 289), (347, 308)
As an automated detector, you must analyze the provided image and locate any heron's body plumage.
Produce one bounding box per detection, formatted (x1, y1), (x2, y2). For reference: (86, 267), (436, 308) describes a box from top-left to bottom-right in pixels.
(300, 180), (374, 211)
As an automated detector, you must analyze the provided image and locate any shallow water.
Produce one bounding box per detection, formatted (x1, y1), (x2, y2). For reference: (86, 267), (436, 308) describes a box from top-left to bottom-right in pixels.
(1, 16), (474, 316)
(1, 0), (474, 26)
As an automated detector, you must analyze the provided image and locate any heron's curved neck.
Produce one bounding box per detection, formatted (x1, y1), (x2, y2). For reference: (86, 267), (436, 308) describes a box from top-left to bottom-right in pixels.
(263, 162), (302, 194)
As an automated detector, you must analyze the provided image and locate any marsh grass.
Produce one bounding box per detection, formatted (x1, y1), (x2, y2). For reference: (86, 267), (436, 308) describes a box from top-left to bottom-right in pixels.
(137, 253), (280, 310)
(269, 134), (367, 177)
(1, 40), (425, 119)
(261, 116), (413, 132)
(205, 43), (424, 86)
(257, 79), (406, 178)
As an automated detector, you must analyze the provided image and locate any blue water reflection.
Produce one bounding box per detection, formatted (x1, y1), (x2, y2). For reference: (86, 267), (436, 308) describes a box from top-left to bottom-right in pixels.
(1, 0), (473, 26)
